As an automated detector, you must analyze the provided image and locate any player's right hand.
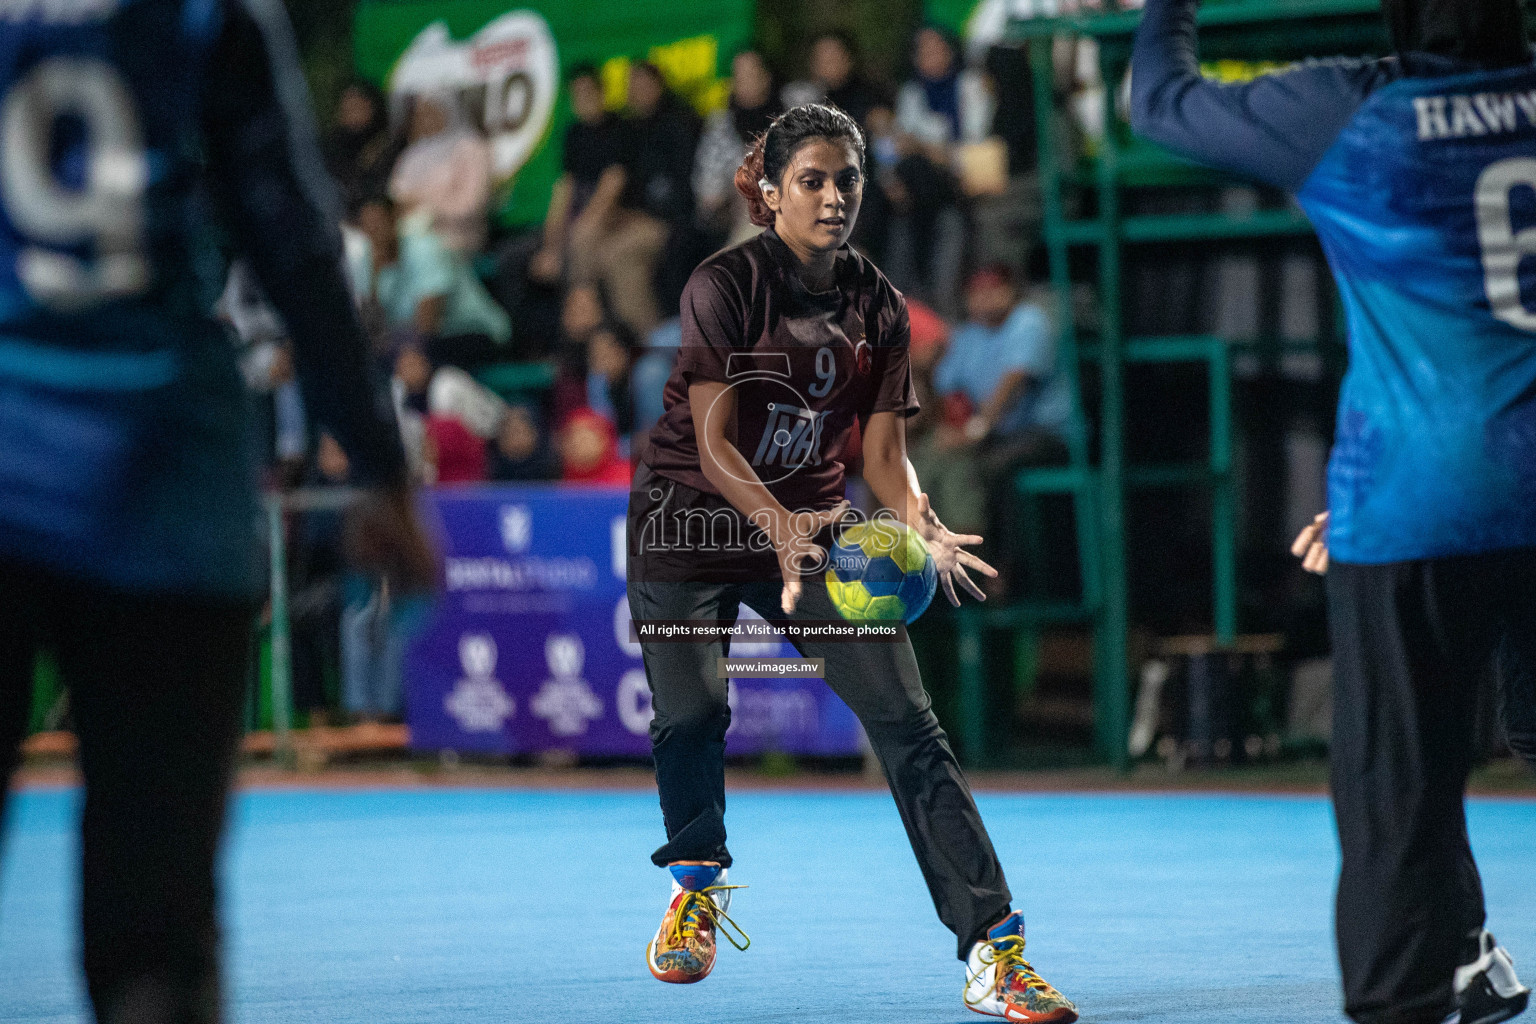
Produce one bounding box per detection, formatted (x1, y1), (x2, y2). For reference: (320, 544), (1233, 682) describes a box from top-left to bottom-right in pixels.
(1290, 511), (1329, 575)
(765, 501), (851, 615)
(344, 485), (440, 595)
(916, 492), (996, 606)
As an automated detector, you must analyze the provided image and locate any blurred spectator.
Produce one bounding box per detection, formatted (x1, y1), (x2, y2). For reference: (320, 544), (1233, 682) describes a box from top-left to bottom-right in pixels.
(341, 575), (404, 722)
(389, 339), (431, 480)
(969, 45), (1042, 271)
(631, 316), (681, 444)
(427, 365), (508, 441)
(783, 31), (887, 130)
(323, 79), (399, 214)
(552, 320), (636, 442)
(391, 342), (505, 481)
(906, 298), (984, 538)
(289, 433), (351, 725)
(424, 414), (488, 485)
(307, 428), (402, 724)
(221, 262), (306, 481)
(392, 339), (432, 414)
(622, 62), (702, 229)
(351, 196), (511, 366)
(934, 265), (1074, 592)
(884, 26), (990, 317)
(850, 103), (899, 261)
(561, 281), (607, 345)
(532, 64), (627, 286)
(694, 50), (781, 247)
(551, 283), (609, 425)
(488, 402), (558, 482)
(389, 93), (493, 257)
(900, 297), (952, 444)
(559, 408), (632, 486)
(585, 324), (636, 444)
(937, 265), (1071, 454)
(896, 27), (996, 155)
(563, 61), (699, 338)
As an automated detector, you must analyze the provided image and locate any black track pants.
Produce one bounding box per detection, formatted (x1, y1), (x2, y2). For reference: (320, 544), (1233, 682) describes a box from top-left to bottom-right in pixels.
(0, 560), (251, 1024)
(627, 573), (1013, 959)
(1327, 549), (1536, 1024)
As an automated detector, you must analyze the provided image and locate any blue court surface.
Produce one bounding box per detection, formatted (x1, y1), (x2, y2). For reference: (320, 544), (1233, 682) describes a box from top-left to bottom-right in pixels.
(1, 788), (1533, 1023)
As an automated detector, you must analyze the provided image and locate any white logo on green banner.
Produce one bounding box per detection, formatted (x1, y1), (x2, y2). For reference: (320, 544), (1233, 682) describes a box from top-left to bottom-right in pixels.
(391, 11), (559, 184)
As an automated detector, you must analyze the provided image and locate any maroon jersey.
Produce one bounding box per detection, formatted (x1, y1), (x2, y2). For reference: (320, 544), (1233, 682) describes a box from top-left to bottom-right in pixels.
(641, 229), (917, 514)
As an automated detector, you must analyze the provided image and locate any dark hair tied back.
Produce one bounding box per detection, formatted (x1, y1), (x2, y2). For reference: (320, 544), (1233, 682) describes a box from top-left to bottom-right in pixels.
(733, 103), (866, 228)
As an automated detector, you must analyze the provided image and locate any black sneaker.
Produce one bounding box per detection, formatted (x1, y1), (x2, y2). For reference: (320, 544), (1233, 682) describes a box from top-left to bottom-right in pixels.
(1456, 930), (1531, 1024)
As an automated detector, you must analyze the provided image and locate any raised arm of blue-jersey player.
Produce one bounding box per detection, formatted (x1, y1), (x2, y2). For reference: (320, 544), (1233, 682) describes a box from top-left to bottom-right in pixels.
(1129, 0), (1393, 192)
(203, 0), (406, 486)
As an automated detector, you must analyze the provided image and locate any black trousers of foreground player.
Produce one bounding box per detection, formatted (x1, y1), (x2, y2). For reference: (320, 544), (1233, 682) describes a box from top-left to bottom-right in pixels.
(629, 575), (1012, 959)
(628, 490), (1012, 961)
(0, 560), (249, 1024)
(1328, 548), (1536, 1024)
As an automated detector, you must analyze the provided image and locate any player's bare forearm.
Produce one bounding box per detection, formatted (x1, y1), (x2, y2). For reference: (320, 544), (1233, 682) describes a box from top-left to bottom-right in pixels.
(860, 410), (921, 525)
(867, 411), (996, 604)
(689, 381), (795, 542)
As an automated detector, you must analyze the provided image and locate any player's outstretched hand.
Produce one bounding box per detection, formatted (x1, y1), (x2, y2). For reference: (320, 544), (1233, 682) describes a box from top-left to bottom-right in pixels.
(1290, 511), (1330, 575)
(916, 493), (997, 606)
(344, 485), (440, 595)
(764, 500), (852, 615)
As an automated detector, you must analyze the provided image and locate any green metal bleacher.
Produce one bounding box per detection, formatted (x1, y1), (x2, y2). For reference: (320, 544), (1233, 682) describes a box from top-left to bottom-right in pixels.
(952, 0), (1404, 768)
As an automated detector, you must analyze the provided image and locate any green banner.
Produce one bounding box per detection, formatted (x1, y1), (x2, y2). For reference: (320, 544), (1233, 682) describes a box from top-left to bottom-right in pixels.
(926, 0), (984, 34)
(354, 0), (754, 227)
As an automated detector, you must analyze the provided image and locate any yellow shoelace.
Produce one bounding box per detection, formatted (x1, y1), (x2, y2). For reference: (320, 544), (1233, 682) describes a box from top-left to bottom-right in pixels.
(667, 884), (751, 952)
(964, 935), (1053, 1006)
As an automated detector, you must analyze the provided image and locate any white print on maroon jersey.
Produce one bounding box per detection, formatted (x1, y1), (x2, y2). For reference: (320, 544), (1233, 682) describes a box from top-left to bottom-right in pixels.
(752, 402), (825, 469)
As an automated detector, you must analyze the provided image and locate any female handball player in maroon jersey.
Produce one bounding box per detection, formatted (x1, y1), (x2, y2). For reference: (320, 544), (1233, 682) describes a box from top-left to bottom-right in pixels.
(625, 103), (1078, 1023)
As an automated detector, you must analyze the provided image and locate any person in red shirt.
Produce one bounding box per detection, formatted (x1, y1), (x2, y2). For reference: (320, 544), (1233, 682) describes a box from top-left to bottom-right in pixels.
(423, 415), (487, 485)
(628, 103), (1078, 1022)
(560, 408), (632, 487)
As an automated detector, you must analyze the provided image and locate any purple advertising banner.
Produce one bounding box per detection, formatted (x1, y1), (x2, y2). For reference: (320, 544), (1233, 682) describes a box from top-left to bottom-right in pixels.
(404, 485), (866, 757)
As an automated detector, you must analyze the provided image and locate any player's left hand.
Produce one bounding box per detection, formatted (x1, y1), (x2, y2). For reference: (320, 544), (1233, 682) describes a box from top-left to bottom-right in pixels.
(765, 500), (853, 615)
(1290, 511), (1330, 575)
(916, 493), (997, 606)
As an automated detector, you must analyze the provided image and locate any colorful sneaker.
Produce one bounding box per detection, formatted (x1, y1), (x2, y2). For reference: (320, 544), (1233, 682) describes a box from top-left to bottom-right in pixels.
(645, 862), (749, 984)
(963, 911), (1078, 1023)
(1456, 930), (1530, 1024)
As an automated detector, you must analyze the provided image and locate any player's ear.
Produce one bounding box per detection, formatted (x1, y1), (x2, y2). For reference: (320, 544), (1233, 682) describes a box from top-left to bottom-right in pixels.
(760, 177), (781, 214)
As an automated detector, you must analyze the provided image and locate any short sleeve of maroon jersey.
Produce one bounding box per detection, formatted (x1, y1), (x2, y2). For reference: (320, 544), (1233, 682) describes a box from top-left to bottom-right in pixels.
(675, 263), (746, 387)
(868, 288), (920, 419)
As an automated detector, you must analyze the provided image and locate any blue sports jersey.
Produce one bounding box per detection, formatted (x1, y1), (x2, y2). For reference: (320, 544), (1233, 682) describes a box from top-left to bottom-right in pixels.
(0, 0), (404, 596)
(1298, 65), (1536, 562)
(1132, 0), (1536, 564)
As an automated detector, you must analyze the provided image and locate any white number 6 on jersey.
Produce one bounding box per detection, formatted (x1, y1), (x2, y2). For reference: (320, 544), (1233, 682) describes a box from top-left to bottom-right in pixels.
(1475, 157), (1536, 333)
(1, 57), (150, 310)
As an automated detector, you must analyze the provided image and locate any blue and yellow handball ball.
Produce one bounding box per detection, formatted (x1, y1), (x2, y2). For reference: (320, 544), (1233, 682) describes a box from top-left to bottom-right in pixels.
(825, 520), (939, 624)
